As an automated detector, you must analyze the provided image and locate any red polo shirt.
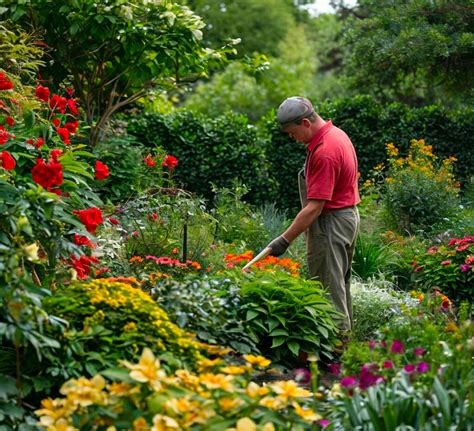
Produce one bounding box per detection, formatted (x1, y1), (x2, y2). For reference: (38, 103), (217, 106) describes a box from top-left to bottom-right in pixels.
(304, 120), (360, 209)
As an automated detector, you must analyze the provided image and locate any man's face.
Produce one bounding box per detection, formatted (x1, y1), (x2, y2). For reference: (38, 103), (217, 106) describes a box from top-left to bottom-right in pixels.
(282, 118), (313, 144)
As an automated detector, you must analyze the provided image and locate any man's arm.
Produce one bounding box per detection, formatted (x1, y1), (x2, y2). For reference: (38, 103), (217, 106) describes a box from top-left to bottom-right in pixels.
(282, 199), (325, 243)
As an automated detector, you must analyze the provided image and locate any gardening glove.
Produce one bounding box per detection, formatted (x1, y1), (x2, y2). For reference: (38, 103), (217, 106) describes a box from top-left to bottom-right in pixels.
(267, 235), (290, 257)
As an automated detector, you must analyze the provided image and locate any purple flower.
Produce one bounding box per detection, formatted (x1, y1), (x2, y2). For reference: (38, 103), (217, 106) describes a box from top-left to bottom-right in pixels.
(383, 360), (394, 369)
(340, 376), (358, 388)
(417, 362), (430, 373)
(319, 419), (330, 428)
(359, 363), (383, 390)
(328, 363), (341, 376)
(294, 368), (311, 384)
(460, 264), (472, 272)
(414, 347), (425, 356)
(404, 364), (416, 373)
(390, 339), (405, 354)
(368, 340), (377, 350)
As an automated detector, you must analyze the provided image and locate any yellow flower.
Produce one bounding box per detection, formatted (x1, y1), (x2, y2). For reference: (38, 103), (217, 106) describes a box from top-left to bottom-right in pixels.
(197, 357), (222, 371)
(200, 344), (233, 356)
(259, 396), (286, 410)
(133, 417), (149, 431)
(220, 365), (247, 375)
(374, 162), (385, 172)
(151, 414), (179, 431)
(174, 369), (200, 390)
(262, 423), (275, 431)
(236, 417), (257, 431)
(122, 348), (166, 390)
(246, 382), (270, 398)
(363, 178), (375, 188)
(218, 396), (243, 411)
(243, 354), (271, 368)
(107, 382), (137, 396)
(328, 382), (343, 398)
(35, 398), (76, 430)
(199, 373), (234, 391)
(292, 401), (322, 422)
(23, 243), (39, 262)
(123, 321), (137, 332)
(270, 380), (311, 400)
(60, 375), (107, 407)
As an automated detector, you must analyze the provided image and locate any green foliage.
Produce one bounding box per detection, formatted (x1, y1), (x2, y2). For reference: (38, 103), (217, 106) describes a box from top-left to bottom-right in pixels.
(262, 96), (474, 212)
(412, 236), (474, 303)
(351, 279), (418, 341)
(43, 279), (203, 379)
(127, 110), (275, 205)
(352, 234), (396, 280)
(344, 0), (474, 105)
(149, 274), (260, 354)
(2, 0), (235, 146)
(237, 271), (340, 364)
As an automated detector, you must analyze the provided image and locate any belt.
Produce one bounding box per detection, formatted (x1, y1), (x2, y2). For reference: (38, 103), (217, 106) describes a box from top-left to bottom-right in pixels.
(321, 205), (356, 215)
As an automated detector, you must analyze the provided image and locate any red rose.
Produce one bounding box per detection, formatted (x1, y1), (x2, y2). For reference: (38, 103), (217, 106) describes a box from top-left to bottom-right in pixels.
(1, 151), (15, 170)
(49, 94), (68, 112)
(144, 156), (156, 167)
(67, 98), (79, 115)
(0, 73), (14, 91)
(35, 84), (50, 102)
(162, 154), (178, 169)
(56, 127), (70, 145)
(0, 127), (10, 145)
(64, 121), (79, 134)
(31, 158), (63, 189)
(52, 118), (61, 128)
(73, 207), (104, 234)
(36, 137), (45, 148)
(95, 160), (110, 180)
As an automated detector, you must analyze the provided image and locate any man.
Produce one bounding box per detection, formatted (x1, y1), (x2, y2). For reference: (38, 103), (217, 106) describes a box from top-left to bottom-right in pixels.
(267, 96), (360, 332)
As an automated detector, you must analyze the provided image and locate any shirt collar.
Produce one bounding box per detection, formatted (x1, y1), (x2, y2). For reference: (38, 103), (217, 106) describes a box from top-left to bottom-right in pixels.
(306, 120), (333, 152)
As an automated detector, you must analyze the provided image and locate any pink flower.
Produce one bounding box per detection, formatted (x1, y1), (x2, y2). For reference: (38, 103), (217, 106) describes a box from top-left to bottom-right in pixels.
(383, 360), (394, 369)
(416, 362), (430, 373)
(414, 347), (425, 356)
(460, 264), (471, 273)
(328, 363), (341, 376)
(465, 255), (474, 264)
(404, 364), (416, 373)
(427, 246), (439, 254)
(390, 339), (404, 354)
(340, 376), (358, 388)
(319, 419), (330, 428)
(368, 340), (377, 350)
(294, 368), (311, 384)
(440, 260), (452, 266)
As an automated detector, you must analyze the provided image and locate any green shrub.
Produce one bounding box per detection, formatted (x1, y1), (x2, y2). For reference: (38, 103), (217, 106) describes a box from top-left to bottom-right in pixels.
(352, 234), (397, 280)
(351, 279), (418, 341)
(237, 271), (341, 365)
(127, 111), (275, 205)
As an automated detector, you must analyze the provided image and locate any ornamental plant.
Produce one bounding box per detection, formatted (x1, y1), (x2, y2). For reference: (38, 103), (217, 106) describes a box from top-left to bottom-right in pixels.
(364, 139), (460, 235)
(411, 235), (474, 303)
(35, 347), (331, 431)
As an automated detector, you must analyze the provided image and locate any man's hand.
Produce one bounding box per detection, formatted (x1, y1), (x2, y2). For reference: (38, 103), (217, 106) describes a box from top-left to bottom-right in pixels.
(267, 235), (290, 257)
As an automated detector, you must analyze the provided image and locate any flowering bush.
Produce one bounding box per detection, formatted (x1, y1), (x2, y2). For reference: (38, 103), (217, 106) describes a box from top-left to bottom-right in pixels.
(36, 347), (331, 431)
(363, 139), (460, 234)
(225, 250), (302, 276)
(43, 280), (203, 379)
(411, 235), (474, 302)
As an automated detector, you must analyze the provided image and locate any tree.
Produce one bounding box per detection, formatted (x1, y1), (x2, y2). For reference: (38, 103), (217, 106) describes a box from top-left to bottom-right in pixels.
(343, 0), (474, 105)
(1, 0), (234, 146)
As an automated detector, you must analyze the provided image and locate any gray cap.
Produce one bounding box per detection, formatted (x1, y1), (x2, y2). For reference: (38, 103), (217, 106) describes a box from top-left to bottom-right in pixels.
(277, 96), (315, 128)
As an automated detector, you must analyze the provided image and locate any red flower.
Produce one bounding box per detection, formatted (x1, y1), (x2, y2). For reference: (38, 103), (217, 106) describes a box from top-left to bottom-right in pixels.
(49, 94), (68, 112)
(95, 160), (110, 180)
(50, 149), (62, 162)
(162, 154), (178, 169)
(144, 156), (156, 167)
(0, 73), (14, 90)
(1, 151), (15, 170)
(5, 116), (14, 128)
(70, 254), (100, 279)
(107, 217), (119, 225)
(67, 98), (79, 115)
(64, 121), (79, 134)
(0, 127), (10, 145)
(52, 118), (61, 128)
(32, 158), (63, 189)
(35, 84), (50, 102)
(440, 260), (452, 266)
(73, 207), (104, 234)
(56, 127), (70, 145)
(66, 87), (75, 96)
(36, 137), (45, 148)
(74, 233), (95, 249)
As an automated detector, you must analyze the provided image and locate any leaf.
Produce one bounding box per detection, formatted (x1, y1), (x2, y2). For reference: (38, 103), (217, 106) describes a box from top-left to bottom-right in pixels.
(271, 336), (286, 348)
(287, 340), (300, 357)
(269, 328), (288, 337)
(245, 309), (259, 321)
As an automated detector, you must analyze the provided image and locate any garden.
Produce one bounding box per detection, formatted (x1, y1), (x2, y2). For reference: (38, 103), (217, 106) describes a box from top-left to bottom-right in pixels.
(0, 1), (473, 430)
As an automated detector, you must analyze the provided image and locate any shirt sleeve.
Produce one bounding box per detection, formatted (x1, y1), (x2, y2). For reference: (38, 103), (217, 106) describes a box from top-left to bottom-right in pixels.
(306, 156), (340, 200)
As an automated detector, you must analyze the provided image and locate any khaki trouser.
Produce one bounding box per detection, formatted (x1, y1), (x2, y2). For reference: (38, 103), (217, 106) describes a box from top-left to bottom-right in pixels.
(298, 169), (360, 331)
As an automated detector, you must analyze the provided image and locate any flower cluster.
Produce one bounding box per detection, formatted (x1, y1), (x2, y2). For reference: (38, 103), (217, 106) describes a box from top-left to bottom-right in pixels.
(225, 251), (301, 276)
(36, 347), (330, 431)
(128, 255), (203, 282)
(411, 235), (473, 302)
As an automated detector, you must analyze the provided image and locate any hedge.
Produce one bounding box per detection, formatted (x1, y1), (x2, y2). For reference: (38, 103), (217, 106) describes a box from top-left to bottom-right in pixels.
(127, 96), (474, 212)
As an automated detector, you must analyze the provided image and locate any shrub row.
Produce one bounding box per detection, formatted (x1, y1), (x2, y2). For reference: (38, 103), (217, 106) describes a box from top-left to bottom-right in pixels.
(127, 96), (474, 212)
